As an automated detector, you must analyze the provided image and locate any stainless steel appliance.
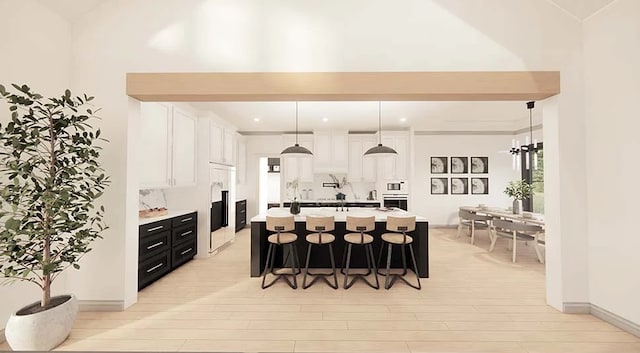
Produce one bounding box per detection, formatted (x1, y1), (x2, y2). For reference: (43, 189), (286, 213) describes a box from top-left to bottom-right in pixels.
(386, 181), (407, 193)
(383, 193), (408, 211)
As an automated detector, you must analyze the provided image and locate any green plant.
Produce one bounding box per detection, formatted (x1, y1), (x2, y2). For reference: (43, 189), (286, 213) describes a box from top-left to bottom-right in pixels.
(504, 179), (534, 200)
(0, 84), (110, 311)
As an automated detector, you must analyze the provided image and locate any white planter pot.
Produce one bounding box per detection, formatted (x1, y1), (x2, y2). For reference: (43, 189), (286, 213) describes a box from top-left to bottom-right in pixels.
(5, 294), (78, 351)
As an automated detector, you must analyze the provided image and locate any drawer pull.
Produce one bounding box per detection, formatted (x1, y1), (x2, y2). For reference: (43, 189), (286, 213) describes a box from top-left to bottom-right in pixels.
(146, 263), (164, 273)
(146, 241), (164, 250)
(180, 230), (193, 237)
(147, 225), (164, 232)
(180, 248), (193, 255)
(181, 217), (193, 223)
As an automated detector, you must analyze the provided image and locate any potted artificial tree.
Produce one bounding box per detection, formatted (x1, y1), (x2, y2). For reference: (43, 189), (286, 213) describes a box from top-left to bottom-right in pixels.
(0, 84), (109, 350)
(504, 179), (534, 214)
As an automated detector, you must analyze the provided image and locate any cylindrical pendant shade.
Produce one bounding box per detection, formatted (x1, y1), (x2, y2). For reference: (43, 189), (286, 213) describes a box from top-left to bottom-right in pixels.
(363, 143), (397, 157)
(281, 143), (313, 157)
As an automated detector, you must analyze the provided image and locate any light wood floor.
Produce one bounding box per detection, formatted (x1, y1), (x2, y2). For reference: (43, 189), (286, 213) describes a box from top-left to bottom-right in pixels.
(3, 227), (639, 352)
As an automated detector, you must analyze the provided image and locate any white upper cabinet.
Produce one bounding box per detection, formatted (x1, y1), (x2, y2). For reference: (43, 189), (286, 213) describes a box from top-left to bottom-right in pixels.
(139, 103), (172, 189)
(348, 134), (377, 182)
(210, 122), (236, 165)
(171, 107), (197, 187)
(313, 131), (348, 173)
(236, 134), (247, 185)
(281, 134), (314, 183)
(139, 102), (197, 189)
(379, 132), (410, 181)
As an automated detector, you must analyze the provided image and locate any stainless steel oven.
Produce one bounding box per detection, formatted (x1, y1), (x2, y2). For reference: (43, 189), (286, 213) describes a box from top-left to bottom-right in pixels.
(386, 181), (407, 193)
(383, 193), (408, 211)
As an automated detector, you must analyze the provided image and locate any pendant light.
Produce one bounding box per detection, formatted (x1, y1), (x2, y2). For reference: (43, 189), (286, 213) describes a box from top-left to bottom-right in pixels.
(364, 101), (397, 157)
(281, 102), (313, 157)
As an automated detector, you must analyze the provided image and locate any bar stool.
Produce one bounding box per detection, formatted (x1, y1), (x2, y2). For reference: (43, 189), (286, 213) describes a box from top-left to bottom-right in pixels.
(303, 216), (338, 289)
(262, 216), (300, 289)
(457, 209), (492, 245)
(378, 216), (421, 290)
(342, 216), (379, 289)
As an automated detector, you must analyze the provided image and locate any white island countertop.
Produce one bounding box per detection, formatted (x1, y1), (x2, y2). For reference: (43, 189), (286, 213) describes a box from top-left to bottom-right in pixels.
(251, 207), (426, 222)
(139, 209), (197, 226)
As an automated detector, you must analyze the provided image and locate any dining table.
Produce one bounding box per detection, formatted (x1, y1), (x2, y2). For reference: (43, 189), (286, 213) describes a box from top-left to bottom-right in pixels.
(459, 206), (545, 227)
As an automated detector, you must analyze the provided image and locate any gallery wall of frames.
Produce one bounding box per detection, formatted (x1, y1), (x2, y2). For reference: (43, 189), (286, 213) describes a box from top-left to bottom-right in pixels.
(430, 156), (489, 195)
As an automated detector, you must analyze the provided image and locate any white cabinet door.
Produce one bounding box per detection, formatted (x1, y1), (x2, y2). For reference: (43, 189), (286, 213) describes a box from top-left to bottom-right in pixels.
(394, 135), (409, 180)
(347, 138), (363, 181)
(139, 102), (172, 189)
(236, 138), (246, 184)
(380, 135), (397, 180)
(312, 132), (331, 172)
(362, 135), (378, 182)
(223, 129), (234, 164)
(210, 123), (224, 163)
(281, 134), (313, 182)
(172, 107), (197, 187)
(313, 131), (348, 173)
(282, 156), (299, 183)
(331, 132), (349, 172)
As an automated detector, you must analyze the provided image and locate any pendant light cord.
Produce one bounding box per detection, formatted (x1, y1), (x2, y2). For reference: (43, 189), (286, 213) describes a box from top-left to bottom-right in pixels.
(529, 106), (533, 147)
(378, 101), (382, 145)
(295, 101), (299, 145)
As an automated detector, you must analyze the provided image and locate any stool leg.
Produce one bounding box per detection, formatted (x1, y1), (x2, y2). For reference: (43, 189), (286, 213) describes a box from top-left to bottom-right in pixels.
(328, 243), (338, 289)
(340, 244), (347, 275)
(400, 244), (408, 276)
(409, 244), (422, 290)
(377, 241), (386, 274)
(343, 243), (352, 289)
(367, 243), (380, 289)
(303, 243), (312, 289)
(261, 243), (274, 289)
(384, 244), (393, 289)
(292, 242), (301, 275)
(289, 243), (298, 289)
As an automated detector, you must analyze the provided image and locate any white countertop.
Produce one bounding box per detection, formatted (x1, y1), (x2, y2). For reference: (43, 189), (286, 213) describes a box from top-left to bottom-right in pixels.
(282, 199), (381, 203)
(251, 207), (426, 222)
(139, 209), (196, 226)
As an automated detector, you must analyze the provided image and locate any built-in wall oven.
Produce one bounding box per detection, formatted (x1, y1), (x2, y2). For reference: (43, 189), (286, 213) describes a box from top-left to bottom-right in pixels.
(383, 193), (408, 211)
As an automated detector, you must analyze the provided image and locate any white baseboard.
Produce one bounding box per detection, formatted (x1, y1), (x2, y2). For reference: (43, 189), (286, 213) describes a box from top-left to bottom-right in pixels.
(78, 300), (124, 312)
(563, 302), (591, 314)
(563, 302), (640, 337)
(590, 303), (640, 338)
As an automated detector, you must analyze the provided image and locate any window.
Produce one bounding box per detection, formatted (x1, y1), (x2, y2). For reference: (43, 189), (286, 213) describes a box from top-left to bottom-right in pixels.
(521, 144), (544, 213)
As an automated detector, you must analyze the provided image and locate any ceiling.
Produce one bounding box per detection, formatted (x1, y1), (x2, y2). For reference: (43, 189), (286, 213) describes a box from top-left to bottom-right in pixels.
(548, 0), (616, 20)
(35, 0), (106, 21)
(189, 101), (541, 133)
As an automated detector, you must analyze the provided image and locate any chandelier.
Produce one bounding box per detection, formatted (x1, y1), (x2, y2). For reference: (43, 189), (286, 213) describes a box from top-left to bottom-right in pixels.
(510, 101), (540, 170)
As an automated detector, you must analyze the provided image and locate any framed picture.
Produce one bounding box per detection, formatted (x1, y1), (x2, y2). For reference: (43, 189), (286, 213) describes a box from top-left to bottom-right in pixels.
(471, 157), (489, 174)
(450, 177), (469, 194)
(430, 157), (448, 174)
(450, 157), (468, 174)
(431, 178), (448, 194)
(471, 178), (489, 194)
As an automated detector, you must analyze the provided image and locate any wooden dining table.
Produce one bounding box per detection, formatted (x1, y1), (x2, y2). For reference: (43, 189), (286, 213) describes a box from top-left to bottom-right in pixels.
(460, 206), (545, 226)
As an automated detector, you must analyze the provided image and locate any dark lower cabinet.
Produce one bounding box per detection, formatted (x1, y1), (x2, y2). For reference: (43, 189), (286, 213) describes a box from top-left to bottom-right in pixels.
(235, 199), (247, 232)
(211, 201), (222, 232)
(139, 211), (197, 290)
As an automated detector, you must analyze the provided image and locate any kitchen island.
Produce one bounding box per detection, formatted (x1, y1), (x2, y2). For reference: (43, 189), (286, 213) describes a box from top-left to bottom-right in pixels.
(250, 207), (429, 278)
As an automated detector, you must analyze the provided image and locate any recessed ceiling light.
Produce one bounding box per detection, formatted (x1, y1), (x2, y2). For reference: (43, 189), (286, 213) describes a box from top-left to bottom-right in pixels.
(400, 117), (407, 122)
(253, 118), (260, 122)
(322, 117), (328, 122)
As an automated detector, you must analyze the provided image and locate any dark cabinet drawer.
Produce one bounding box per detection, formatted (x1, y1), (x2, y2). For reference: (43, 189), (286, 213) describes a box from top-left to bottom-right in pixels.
(172, 223), (196, 245)
(172, 239), (196, 269)
(172, 212), (197, 228)
(138, 250), (171, 290)
(139, 219), (172, 238)
(139, 230), (171, 261)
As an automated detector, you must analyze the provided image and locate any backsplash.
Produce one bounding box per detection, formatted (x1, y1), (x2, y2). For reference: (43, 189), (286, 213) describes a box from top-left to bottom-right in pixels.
(311, 174), (376, 201)
(139, 189), (167, 210)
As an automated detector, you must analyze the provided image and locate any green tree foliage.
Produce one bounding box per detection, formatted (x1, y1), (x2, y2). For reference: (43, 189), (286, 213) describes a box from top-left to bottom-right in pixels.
(0, 84), (110, 309)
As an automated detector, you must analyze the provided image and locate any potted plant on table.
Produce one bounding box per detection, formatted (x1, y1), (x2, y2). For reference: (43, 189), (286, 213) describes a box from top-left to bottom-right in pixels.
(0, 84), (109, 351)
(504, 179), (534, 214)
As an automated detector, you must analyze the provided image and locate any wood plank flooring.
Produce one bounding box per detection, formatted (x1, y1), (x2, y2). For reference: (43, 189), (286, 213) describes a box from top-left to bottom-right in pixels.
(2, 227), (638, 352)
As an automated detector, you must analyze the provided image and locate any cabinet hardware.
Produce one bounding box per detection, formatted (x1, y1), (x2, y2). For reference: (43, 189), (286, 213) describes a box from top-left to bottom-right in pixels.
(146, 263), (163, 273)
(147, 242), (164, 249)
(180, 248), (193, 255)
(180, 230), (193, 237)
(181, 217), (193, 222)
(148, 225), (164, 232)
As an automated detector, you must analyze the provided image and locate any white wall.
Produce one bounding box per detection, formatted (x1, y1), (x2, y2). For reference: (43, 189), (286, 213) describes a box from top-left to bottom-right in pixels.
(59, 0), (587, 312)
(584, 0), (640, 325)
(0, 0), (71, 326)
(412, 134), (520, 226)
(267, 173), (281, 203)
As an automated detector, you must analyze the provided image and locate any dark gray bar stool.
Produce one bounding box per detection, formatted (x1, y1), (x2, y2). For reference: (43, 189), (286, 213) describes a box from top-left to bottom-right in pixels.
(303, 216), (338, 289)
(262, 215), (300, 289)
(342, 216), (379, 289)
(378, 215), (420, 290)
(489, 218), (545, 263)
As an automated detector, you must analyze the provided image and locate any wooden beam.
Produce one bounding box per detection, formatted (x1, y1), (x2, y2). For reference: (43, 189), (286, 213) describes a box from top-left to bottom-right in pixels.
(126, 71), (560, 102)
